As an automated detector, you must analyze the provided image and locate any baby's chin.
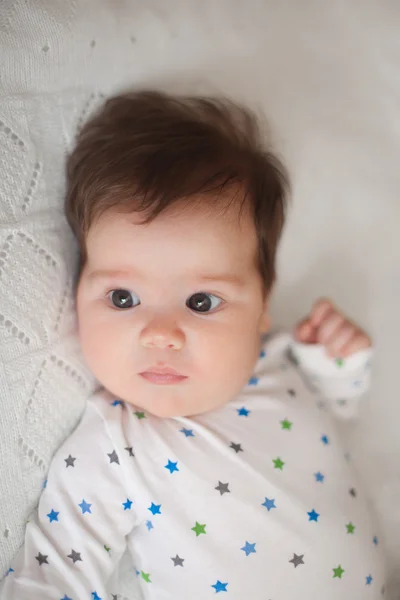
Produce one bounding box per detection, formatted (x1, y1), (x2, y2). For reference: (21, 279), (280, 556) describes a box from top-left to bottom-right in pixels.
(127, 397), (201, 419)
(120, 390), (222, 419)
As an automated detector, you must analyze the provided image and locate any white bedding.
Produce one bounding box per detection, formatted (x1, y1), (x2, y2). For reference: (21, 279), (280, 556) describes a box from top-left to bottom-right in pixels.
(0, 0), (399, 597)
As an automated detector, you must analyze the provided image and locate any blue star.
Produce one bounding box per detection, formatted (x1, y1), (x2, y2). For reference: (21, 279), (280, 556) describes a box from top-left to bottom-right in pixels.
(321, 434), (329, 445)
(248, 376), (259, 386)
(165, 460), (179, 474)
(78, 499), (92, 514)
(237, 406), (250, 417)
(241, 541), (256, 556)
(47, 509), (59, 522)
(262, 497), (276, 511)
(91, 593), (102, 600)
(180, 427), (195, 437)
(259, 349), (266, 358)
(148, 502), (161, 515)
(61, 596), (72, 600)
(314, 471), (325, 482)
(135, 568), (140, 576)
(307, 509), (320, 522)
(111, 399), (122, 406)
(122, 498), (133, 510)
(373, 536), (379, 545)
(211, 580), (228, 593)
(146, 520), (154, 531)
(366, 575), (373, 585)
(6, 568), (14, 576)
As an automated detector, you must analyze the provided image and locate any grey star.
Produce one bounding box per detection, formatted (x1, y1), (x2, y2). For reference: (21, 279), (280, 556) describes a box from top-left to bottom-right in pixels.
(288, 348), (299, 366)
(287, 388), (296, 397)
(35, 552), (48, 566)
(171, 554), (184, 567)
(112, 595), (119, 600)
(230, 442), (243, 453)
(336, 398), (347, 406)
(67, 549), (82, 563)
(349, 487), (357, 498)
(65, 454), (76, 468)
(215, 481), (230, 495)
(125, 447), (134, 457)
(107, 450), (120, 464)
(289, 553), (304, 568)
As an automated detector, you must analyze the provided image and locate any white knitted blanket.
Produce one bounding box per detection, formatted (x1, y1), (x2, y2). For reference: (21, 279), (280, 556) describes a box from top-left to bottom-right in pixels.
(0, 1), (399, 598)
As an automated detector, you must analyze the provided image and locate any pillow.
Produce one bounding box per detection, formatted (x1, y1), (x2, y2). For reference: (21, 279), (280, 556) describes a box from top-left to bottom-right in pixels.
(0, 11), (98, 580)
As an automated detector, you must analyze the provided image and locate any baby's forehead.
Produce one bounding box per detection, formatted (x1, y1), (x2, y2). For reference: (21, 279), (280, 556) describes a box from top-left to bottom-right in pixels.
(84, 203), (259, 281)
(90, 191), (254, 238)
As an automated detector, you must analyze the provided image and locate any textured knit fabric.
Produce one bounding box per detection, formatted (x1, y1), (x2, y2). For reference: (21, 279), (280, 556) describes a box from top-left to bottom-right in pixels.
(1, 333), (385, 600)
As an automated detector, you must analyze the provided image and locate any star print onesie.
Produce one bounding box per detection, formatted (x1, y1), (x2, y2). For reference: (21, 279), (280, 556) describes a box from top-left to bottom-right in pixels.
(1, 332), (386, 600)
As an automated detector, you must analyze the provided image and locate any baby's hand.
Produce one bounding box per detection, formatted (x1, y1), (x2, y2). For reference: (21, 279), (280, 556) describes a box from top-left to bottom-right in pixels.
(295, 298), (372, 358)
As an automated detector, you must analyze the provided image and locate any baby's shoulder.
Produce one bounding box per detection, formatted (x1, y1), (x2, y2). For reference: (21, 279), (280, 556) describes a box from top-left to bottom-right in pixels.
(254, 330), (294, 375)
(84, 388), (132, 428)
(88, 387), (119, 410)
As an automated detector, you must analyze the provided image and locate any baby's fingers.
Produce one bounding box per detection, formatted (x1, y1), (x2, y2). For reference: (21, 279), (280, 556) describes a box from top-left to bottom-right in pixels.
(309, 299), (335, 329)
(314, 311), (345, 347)
(339, 332), (372, 357)
(324, 323), (357, 357)
(295, 319), (318, 344)
(298, 298), (372, 358)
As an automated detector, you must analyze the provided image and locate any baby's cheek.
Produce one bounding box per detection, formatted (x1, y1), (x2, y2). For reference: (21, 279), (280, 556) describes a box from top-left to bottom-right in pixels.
(207, 330), (256, 392)
(78, 318), (114, 378)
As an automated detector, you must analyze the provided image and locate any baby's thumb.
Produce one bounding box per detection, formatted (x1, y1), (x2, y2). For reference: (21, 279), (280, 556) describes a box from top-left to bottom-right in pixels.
(295, 319), (317, 344)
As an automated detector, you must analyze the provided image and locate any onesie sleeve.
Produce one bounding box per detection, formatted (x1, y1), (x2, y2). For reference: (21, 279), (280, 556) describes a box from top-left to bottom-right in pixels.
(1, 396), (137, 600)
(289, 340), (373, 419)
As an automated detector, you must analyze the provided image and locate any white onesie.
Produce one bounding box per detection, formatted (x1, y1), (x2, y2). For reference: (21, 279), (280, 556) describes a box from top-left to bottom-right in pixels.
(1, 332), (386, 600)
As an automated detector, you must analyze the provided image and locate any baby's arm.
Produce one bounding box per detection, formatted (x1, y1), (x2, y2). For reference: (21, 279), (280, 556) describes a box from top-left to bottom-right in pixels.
(291, 299), (372, 418)
(1, 396), (136, 599)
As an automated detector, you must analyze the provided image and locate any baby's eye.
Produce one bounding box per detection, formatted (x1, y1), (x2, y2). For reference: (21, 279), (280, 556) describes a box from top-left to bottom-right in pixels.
(186, 292), (223, 313)
(109, 289), (139, 309)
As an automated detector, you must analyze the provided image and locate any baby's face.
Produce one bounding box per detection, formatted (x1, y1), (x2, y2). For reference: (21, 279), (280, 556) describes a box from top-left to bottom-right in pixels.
(77, 198), (270, 417)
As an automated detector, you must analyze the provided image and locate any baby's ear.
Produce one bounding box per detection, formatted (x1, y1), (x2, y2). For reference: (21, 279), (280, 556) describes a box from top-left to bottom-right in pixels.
(259, 300), (271, 333)
(260, 315), (270, 334)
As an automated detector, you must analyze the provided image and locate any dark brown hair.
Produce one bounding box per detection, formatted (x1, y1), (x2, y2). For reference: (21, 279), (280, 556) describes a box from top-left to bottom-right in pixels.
(66, 90), (289, 293)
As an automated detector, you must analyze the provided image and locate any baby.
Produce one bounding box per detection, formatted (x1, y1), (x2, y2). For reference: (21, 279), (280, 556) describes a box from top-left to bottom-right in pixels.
(2, 92), (385, 599)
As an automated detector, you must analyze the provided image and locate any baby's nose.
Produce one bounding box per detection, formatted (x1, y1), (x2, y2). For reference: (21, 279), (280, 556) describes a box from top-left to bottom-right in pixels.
(139, 325), (184, 350)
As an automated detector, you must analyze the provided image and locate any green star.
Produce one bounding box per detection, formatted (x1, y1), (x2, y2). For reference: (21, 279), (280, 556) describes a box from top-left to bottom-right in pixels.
(333, 565), (345, 579)
(280, 419), (293, 431)
(104, 545), (110, 553)
(346, 522), (355, 534)
(191, 521), (207, 536)
(335, 357), (345, 368)
(141, 571), (151, 583)
(273, 457), (285, 470)
(134, 411), (146, 419)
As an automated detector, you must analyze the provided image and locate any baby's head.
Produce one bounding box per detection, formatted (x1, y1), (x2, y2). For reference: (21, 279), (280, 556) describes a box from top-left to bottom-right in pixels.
(66, 91), (288, 418)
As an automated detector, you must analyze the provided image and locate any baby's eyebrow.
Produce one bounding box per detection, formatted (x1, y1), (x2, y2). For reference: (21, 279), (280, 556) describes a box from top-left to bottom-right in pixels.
(86, 269), (133, 282)
(86, 269), (246, 288)
(196, 274), (246, 288)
